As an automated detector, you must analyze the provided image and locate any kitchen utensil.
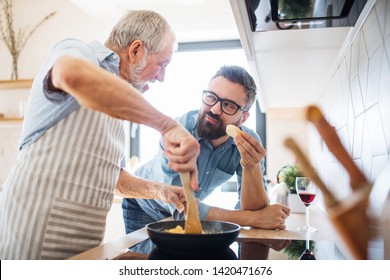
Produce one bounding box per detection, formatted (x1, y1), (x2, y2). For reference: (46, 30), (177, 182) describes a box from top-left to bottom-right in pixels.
(284, 137), (370, 259)
(305, 105), (370, 192)
(146, 220), (240, 252)
(179, 172), (203, 234)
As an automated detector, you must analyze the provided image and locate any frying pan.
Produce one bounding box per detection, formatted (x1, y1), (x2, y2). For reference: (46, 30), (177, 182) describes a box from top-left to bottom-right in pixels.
(146, 220), (240, 253)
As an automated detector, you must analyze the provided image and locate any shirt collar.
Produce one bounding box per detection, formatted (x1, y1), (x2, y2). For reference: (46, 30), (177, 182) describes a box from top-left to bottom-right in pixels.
(88, 41), (120, 76)
(88, 41), (116, 62)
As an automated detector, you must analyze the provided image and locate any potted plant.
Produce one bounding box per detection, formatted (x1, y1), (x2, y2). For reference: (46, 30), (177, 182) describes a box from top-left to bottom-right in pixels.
(276, 164), (305, 213)
(277, 164), (302, 194)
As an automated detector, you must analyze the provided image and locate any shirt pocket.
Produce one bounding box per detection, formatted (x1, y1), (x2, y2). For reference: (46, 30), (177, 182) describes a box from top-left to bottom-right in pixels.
(209, 168), (234, 187)
(198, 168), (234, 200)
(40, 197), (108, 260)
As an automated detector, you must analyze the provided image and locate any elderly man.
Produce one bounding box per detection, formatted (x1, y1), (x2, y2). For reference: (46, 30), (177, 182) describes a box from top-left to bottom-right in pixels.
(0, 10), (199, 260)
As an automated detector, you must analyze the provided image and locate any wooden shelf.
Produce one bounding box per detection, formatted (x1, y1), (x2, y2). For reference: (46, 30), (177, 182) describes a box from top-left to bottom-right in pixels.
(0, 118), (23, 127)
(0, 79), (33, 89)
(0, 118), (23, 122)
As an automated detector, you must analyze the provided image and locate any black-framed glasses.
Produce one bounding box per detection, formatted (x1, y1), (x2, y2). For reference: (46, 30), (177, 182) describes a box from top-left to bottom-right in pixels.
(202, 90), (248, 115)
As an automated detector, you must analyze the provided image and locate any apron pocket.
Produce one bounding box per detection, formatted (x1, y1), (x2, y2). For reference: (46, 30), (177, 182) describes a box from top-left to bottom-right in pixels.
(40, 197), (108, 259)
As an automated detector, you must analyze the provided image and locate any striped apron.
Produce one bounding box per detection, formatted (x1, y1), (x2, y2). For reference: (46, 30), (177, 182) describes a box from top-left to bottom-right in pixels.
(0, 106), (124, 259)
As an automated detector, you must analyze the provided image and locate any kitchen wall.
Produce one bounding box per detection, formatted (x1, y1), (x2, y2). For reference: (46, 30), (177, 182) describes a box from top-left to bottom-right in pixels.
(266, 108), (309, 183)
(310, 0), (390, 218)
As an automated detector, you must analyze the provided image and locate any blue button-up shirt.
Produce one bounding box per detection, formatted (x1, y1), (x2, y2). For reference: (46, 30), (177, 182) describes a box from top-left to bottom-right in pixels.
(134, 110), (266, 221)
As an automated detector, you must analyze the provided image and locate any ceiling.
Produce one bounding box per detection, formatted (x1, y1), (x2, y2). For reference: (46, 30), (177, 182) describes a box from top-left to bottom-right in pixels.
(69, 0), (240, 42)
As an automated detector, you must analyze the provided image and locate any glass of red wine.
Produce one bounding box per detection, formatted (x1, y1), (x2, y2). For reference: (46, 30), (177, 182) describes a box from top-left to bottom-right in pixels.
(296, 177), (317, 232)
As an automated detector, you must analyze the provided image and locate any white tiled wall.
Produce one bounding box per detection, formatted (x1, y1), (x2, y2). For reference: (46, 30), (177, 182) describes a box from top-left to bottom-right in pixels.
(312, 0), (390, 212)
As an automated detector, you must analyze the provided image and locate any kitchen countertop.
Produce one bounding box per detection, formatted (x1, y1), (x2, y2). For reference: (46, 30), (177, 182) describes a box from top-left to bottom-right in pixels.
(69, 205), (352, 260)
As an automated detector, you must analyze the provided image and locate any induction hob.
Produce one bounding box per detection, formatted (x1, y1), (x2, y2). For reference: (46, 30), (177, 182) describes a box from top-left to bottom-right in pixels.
(124, 238), (346, 260)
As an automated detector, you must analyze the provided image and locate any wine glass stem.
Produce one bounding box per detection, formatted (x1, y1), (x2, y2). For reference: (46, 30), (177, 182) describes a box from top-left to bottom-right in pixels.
(305, 206), (310, 228)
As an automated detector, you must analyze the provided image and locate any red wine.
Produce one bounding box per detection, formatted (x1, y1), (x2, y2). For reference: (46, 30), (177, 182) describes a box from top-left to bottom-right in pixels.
(299, 192), (316, 206)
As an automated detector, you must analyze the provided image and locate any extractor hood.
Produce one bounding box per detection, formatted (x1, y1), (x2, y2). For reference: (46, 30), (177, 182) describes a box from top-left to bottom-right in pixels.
(229, 0), (372, 112)
(248, 0), (367, 32)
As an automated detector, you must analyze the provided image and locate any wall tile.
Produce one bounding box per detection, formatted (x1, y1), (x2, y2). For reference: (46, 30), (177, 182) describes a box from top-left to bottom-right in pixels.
(340, 58), (350, 92)
(385, 34), (390, 68)
(345, 46), (352, 82)
(375, 0), (387, 38)
(363, 7), (383, 58)
(347, 92), (355, 154)
(384, 0), (390, 38)
(371, 155), (389, 182)
(350, 75), (365, 116)
(365, 105), (388, 156)
(366, 45), (384, 108)
(358, 32), (369, 104)
(378, 61), (390, 151)
(352, 113), (365, 159)
(350, 33), (361, 80)
(340, 84), (350, 127)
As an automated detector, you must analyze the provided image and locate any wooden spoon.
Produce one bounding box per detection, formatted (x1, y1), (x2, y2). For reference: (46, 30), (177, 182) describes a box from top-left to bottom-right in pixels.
(179, 172), (203, 234)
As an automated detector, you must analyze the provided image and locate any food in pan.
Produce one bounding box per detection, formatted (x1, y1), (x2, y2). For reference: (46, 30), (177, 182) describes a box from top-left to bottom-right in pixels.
(165, 225), (208, 234)
(165, 225), (185, 234)
(226, 124), (242, 138)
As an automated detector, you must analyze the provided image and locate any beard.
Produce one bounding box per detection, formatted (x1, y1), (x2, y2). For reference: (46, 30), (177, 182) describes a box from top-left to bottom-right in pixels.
(128, 56), (148, 92)
(196, 111), (239, 140)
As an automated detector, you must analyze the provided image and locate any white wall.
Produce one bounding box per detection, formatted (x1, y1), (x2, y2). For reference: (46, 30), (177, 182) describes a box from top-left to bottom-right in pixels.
(0, 0), (117, 80)
(266, 108), (308, 183)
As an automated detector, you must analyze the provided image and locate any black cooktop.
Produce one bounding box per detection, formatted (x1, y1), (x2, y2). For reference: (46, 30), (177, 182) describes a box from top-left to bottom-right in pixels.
(127, 238), (346, 260)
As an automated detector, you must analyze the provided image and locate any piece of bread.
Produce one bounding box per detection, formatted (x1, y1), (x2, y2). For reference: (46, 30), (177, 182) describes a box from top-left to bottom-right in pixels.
(226, 124), (242, 138)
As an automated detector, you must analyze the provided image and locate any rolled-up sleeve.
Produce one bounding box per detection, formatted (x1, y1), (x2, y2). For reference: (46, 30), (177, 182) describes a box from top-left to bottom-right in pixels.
(42, 39), (100, 104)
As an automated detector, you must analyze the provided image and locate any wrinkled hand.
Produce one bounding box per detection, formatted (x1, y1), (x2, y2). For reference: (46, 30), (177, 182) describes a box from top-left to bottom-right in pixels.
(158, 185), (187, 214)
(162, 123), (200, 191)
(234, 132), (266, 169)
(249, 204), (291, 230)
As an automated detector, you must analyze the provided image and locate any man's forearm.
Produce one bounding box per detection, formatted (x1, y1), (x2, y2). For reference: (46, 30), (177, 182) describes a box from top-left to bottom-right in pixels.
(51, 56), (177, 134)
(114, 169), (162, 199)
(205, 207), (252, 226)
(240, 164), (269, 210)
